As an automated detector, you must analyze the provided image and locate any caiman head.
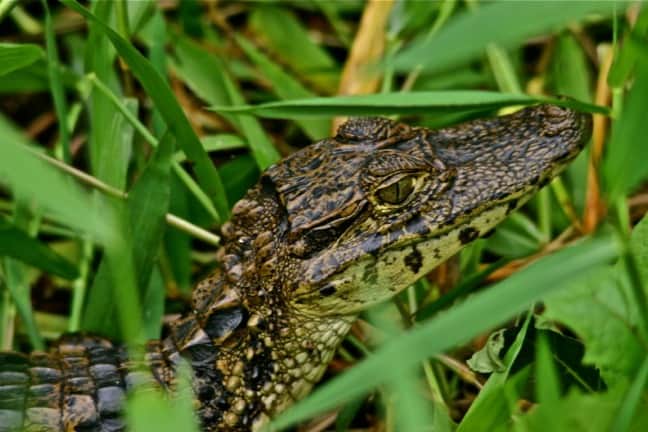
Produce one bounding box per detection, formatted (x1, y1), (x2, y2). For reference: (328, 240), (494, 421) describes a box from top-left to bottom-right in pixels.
(222, 104), (591, 318)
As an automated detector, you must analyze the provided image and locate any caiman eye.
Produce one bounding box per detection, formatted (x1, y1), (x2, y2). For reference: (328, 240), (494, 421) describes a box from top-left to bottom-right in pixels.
(375, 175), (416, 205)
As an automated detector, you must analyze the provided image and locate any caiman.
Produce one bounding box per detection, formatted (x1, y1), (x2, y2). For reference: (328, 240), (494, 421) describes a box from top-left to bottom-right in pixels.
(0, 104), (591, 431)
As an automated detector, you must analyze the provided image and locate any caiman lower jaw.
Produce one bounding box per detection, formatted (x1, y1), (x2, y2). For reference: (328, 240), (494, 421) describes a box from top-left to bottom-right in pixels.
(291, 189), (536, 317)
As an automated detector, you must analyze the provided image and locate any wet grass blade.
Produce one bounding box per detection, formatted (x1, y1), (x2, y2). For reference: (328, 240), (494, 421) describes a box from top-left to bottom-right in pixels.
(211, 91), (609, 118)
(268, 236), (618, 430)
(390, 1), (621, 74)
(0, 43), (42, 76)
(61, 0), (230, 219)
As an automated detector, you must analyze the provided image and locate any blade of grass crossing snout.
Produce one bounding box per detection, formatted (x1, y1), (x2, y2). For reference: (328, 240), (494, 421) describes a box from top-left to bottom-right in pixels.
(0, 43), (42, 76)
(390, 1), (621, 74)
(61, 0), (230, 219)
(267, 237), (618, 430)
(83, 132), (173, 340)
(210, 91), (609, 118)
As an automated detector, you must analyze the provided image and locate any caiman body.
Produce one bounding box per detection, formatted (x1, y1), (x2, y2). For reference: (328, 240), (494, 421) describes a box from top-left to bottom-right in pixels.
(0, 105), (591, 431)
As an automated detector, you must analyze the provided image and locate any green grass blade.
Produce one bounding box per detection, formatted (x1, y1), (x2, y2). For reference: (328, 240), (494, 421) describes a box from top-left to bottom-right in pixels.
(235, 34), (330, 140)
(603, 56), (648, 201)
(169, 33), (280, 170)
(457, 314), (532, 431)
(248, 5), (339, 92)
(268, 236), (618, 430)
(0, 114), (115, 243)
(210, 91), (609, 118)
(609, 356), (648, 432)
(390, 1), (621, 74)
(83, 132), (173, 339)
(41, 0), (71, 162)
(61, 0), (230, 219)
(0, 42), (42, 76)
(0, 219), (78, 279)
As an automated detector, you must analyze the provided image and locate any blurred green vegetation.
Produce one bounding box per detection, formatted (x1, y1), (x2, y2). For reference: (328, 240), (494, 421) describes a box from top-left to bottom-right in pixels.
(0, 1), (647, 431)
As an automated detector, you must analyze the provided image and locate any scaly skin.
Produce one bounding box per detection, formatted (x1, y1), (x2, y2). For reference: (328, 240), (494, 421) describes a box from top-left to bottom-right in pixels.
(0, 105), (591, 431)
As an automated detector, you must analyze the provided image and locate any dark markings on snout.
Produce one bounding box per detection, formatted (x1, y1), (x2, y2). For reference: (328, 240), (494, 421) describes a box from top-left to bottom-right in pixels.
(458, 227), (479, 245)
(404, 244), (423, 274)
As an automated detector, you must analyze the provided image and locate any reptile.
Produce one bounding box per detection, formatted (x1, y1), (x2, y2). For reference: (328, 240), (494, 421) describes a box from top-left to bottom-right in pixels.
(0, 104), (591, 431)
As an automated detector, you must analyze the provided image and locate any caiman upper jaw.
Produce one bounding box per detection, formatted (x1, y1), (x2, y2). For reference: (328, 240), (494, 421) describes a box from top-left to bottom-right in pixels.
(264, 105), (592, 316)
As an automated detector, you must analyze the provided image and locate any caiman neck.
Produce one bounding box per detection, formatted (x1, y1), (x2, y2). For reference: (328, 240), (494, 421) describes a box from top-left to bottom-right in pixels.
(163, 183), (355, 430)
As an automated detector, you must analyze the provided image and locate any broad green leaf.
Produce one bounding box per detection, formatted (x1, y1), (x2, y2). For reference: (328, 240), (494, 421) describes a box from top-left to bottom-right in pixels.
(84, 132), (173, 339)
(210, 91), (609, 118)
(0, 43), (42, 77)
(0, 219), (78, 279)
(603, 57), (648, 201)
(269, 236), (618, 430)
(543, 215), (648, 387)
(519, 385), (648, 432)
(61, 0), (229, 219)
(390, 1), (620, 74)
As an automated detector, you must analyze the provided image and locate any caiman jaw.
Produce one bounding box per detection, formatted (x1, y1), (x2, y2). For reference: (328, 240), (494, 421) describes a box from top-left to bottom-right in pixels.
(277, 104), (591, 316)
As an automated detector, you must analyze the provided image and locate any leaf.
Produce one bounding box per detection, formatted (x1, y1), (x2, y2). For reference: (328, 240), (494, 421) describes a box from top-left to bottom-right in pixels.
(603, 57), (648, 201)
(61, 0), (229, 219)
(458, 315), (532, 432)
(467, 328), (507, 374)
(83, 132), (174, 339)
(269, 236), (618, 430)
(390, 1), (620, 74)
(0, 219), (78, 279)
(0, 43), (43, 77)
(210, 91), (609, 118)
(519, 385), (648, 432)
(543, 215), (648, 387)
